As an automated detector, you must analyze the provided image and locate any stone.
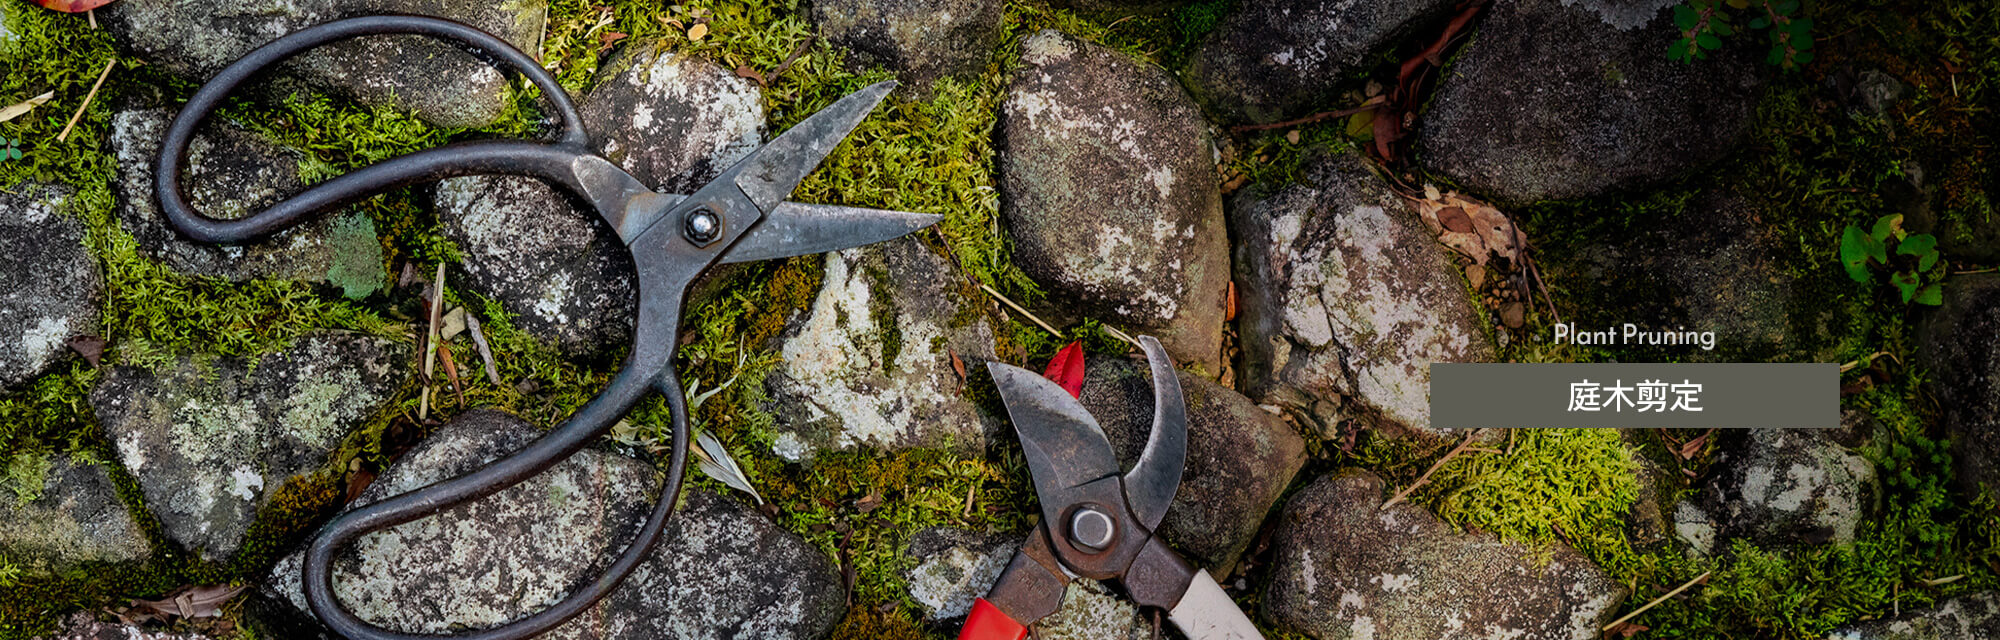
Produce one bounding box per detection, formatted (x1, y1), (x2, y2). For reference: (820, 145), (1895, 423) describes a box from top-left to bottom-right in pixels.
(1078, 356), (1305, 574)
(1674, 429), (1878, 555)
(1549, 191), (1845, 363)
(35, 612), (216, 640)
(1561, 0), (1681, 30)
(1185, 0), (1458, 124)
(267, 409), (844, 639)
(99, 0), (545, 128)
(1825, 592), (2000, 640)
(762, 236), (997, 461)
(1917, 274), (2000, 500)
(807, 0), (1004, 85)
(1414, 0), (1762, 204)
(109, 109), (385, 294)
(0, 184), (99, 390)
(1046, 0), (1188, 13)
(1035, 581), (1149, 640)
(1231, 150), (1493, 439)
(92, 332), (408, 561)
(435, 45), (762, 361)
(1264, 470), (1627, 640)
(904, 527), (1018, 621)
(998, 29), (1230, 373)
(0, 453), (150, 574)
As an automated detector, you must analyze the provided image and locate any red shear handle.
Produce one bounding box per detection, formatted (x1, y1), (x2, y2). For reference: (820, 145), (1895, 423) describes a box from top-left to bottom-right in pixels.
(961, 598), (1029, 640)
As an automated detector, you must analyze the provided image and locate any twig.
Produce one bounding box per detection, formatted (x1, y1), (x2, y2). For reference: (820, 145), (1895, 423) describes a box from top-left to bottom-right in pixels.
(419, 263), (445, 420)
(1921, 574), (1964, 586)
(438, 341), (466, 406)
(1229, 101), (1382, 133)
(465, 314), (502, 386)
(1840, 351), (1901, 372)
(1527, 251), (1561, 326)
(57, 59), (116, 143)
(1382, 430), (1486, 510)
(1100, 323), (1142, 351)
(961, 483), (977, 518)
(980, 283), (1062, 337)
(1952, 267), (1997, 275)
(1602, 571), (1712, 631)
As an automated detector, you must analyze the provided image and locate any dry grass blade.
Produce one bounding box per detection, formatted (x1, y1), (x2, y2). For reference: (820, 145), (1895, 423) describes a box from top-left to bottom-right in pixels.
(1602, 571), (1712, 632)
(419, 263), (445, 420)
(1382, 430), (1487, 510)
(0, 91), (54, 124)
(693, 429), (763, 505)
(980, 283), (1062, 337)
(129, 585), (246, 621)
(465, 313), (502, 385)
(57, 59), (115, 143)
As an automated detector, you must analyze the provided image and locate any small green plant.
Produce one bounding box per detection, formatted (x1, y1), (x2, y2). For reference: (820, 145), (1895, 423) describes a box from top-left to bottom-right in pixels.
(1840, 214), (1945, 305)
(0, 137), (21, 162)
(1670, 0), (1815, 70)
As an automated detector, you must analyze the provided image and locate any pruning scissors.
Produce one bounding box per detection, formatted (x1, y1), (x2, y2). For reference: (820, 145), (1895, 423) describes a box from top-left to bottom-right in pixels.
(153, 15), (940, 640)
(968, 337), (1264, 640)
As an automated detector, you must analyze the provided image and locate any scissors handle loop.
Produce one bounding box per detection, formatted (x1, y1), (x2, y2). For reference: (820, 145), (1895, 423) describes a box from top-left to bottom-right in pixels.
(155, 15), (591, 244)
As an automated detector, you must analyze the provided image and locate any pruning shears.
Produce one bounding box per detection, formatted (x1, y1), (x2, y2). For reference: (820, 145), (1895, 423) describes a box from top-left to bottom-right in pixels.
(153, 15), (939, 640)
(968, 337), (1264, 640)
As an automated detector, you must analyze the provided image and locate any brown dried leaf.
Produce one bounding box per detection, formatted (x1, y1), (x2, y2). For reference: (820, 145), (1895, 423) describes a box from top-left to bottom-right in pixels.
(67, 335), (106, 367)
(1436, 206), (1474, 233)
(1605, 621), (1650, 638)
(855, 489), (883, 514)
(345, 469), (376, 503)
(1408, 189), (1522, 267)
(131, 585), (246, 621)
(597, 31), (627, 52)
(687, 22), (709, 41)
(949, 351), (967, 380)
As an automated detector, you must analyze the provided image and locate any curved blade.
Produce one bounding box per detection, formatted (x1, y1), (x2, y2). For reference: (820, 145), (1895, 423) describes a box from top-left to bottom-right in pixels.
(1123, 336), (1186, 530)
(986, 362), (1122, 497)
(733, 80), (897, 213)
(720, 204), (941, 264)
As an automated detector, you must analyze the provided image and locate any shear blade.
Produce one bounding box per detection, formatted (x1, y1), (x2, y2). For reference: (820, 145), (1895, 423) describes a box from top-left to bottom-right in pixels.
(733, 80), (897, 213)
(719, 202), (941, 264)
(986, 362), (1122, 495)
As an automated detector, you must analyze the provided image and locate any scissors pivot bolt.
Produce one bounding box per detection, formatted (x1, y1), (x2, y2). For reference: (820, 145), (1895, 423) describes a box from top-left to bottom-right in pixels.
(1069, 506), (1117, 550)
(684, 207), (722, 244)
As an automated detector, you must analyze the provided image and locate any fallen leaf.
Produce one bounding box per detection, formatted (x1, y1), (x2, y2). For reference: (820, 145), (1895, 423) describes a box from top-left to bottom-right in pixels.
(1677, 429), (1714, 460)
(1407, 189), (1522, 267)
(598, 31), (627, 52)
(0, 92), (54, 124)
(950, 351), (967, 379)
(1225, 281), (1238, 321)
(345, 469), (375, 503)
(692, 429), (764, 505)
(735, 65), (766, 86)
(687, 22), (709, 41)
(855, 488), (883, 514)
(130, 585), (245, 621)
(1042, 341), (1085, 399)
(1285, 129), (1301, 144)
(1605, 621), (1649, 638)
(67, 334), (106, 367)
(1436, 206), (1474, 233)
(35, 0), (116, 12)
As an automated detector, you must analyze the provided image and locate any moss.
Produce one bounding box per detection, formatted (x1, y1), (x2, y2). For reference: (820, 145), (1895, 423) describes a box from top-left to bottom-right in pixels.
(865, 258), (903, 374)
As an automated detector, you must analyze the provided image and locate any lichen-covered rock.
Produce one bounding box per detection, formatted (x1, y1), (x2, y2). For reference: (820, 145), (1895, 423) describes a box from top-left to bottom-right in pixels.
(1185, 0), (1457, 124)
(763, 236), (996, 461)
(110, 109), (384, 294)
(1560, 0), (1682, 30)
(1675, 429), (1878, 555)
(0, 184), (99, 390)
(1035, 581), (1149, 640)
(92, 332), (408, 560)
(436, 45), (761, 361)
(1414, 0), (1762, 204)
(1079, 357), (1304, 574)
(807, 0), (1002, 85)
(1917, 274), (2000, 501)
(1264, 470), (1627, 640)
(35, 612), (216, 640)
(1550, 191), (1845, 363)
(1825, 592), (2000, 640)
(904, 528), (1018, 621)
(0, 453), (150, 574)
(1231, 150), (1493, 439)
(999, 30), (1229, 372)
(99, 0), (545, 128)
(268, 409), (844, 639)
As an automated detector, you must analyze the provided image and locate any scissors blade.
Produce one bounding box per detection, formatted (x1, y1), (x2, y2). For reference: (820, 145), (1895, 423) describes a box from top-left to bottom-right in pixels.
(719, 203), (941, 264)
(1121, 336), (1187, 531)
(731, 80), (897, 213)
(986, 362), (1123, 496)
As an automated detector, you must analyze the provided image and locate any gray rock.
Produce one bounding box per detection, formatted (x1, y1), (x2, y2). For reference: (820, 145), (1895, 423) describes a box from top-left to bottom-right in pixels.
(268, 409), (844, 640)
(1825, 592), (2000, 640)
(99, 0), (545, 128)
(1079, 357), (1305, 574)
(0, 453), (150, 574)
(110, 109), (384, 294)
(1850, 69), (1909, 118)
(904, 528), (1018, 621)
(1264, 470), (1627, 640)
(1036, 581), (1150, 640)
(1550, 191), (1845, 363)
(34, 612), (215, 640)
(1231, 150), (1493, 439)
(1917, 274), (2000, 501)
(92, 332), (408, 560)
(763, 236), (997, 461)
(1415, 0), (1762, 204)
(808, 0), (1003, 85)
(1675, 429), (1878, 555)
(1047, 0), (1188, 13)
(1560, 0), (1681, 30)
(1186, 0), (1458, 124)
(0, 184), (99, 390)
(436, 45), (762, 361)
(999, 30), (1230, 373)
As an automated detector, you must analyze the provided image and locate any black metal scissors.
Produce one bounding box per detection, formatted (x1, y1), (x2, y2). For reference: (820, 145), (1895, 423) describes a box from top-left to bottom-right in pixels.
(153, 15), (940, 640)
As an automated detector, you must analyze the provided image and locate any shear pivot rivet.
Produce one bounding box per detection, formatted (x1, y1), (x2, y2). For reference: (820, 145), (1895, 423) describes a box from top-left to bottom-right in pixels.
(685, 208), (721, 243)
(1070, 507), (1116, 551)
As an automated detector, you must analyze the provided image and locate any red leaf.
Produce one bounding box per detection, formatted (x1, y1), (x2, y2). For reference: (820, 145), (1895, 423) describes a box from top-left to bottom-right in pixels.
(1042, 341), (1085, 399)
(37, 0), (116, 12)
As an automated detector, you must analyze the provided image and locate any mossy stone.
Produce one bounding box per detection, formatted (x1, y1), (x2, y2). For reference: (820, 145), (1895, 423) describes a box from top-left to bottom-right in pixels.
(1184, 0), (1457, 124)
(1917, 274), (2000, 502)
(0, 453), (150, 576)
(0, 184), (99, 391)
(1824, 591), (2000, 640)
(806, 0), (1004, 87)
